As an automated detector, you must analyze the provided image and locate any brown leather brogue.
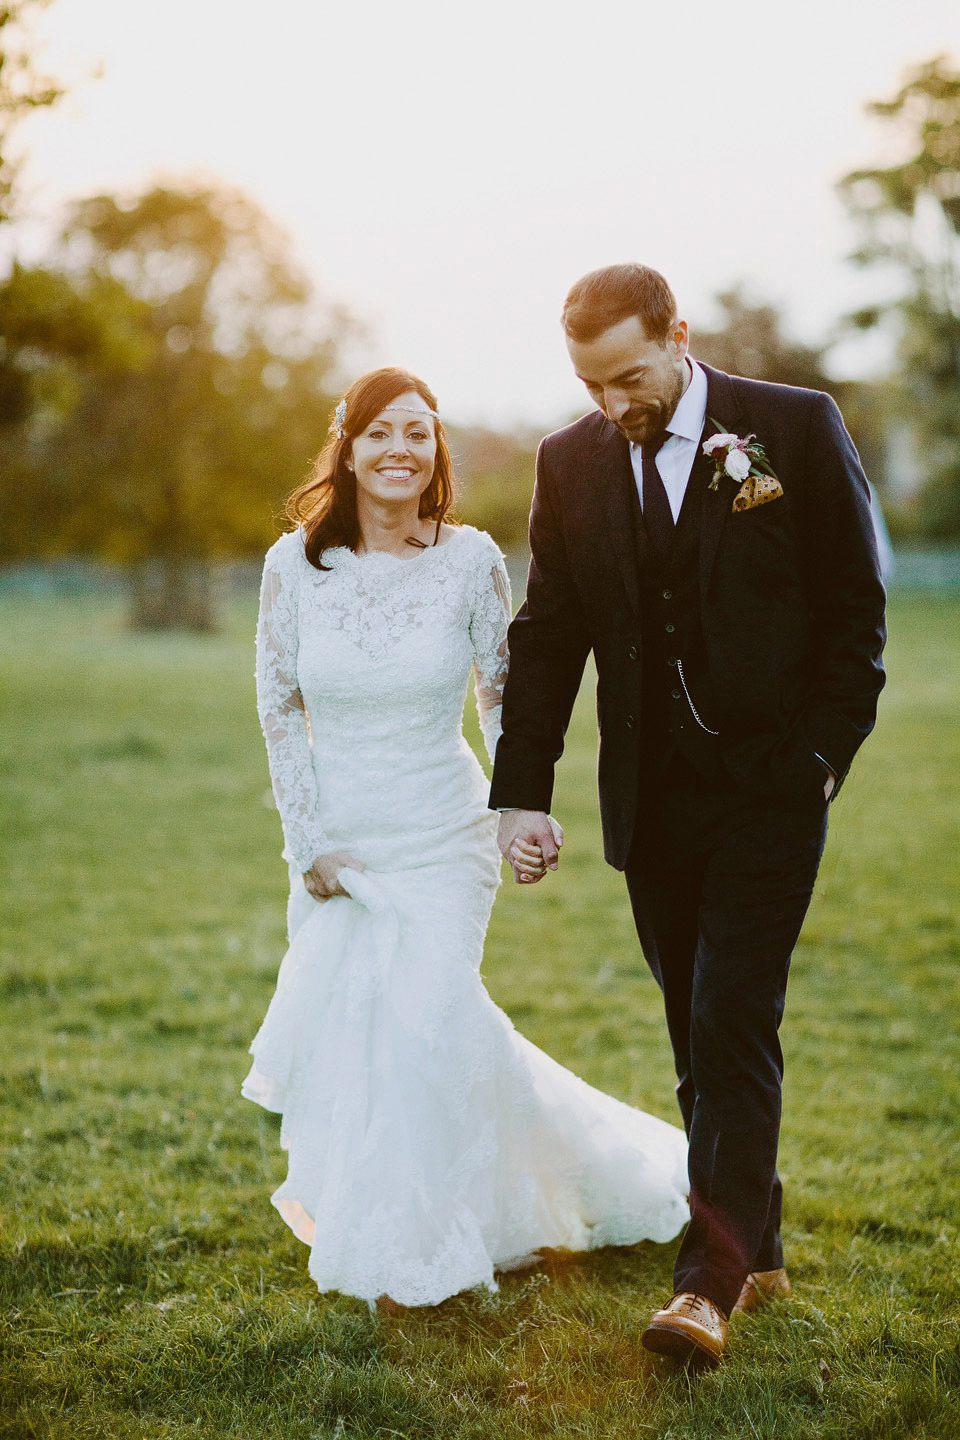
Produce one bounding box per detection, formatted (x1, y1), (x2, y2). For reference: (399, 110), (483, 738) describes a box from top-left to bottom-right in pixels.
(732, 1267), (792, 1315)
(641, 1292), (728, 1366)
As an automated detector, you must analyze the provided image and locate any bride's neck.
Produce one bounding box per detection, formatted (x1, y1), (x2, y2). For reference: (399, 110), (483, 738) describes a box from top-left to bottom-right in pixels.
(356, 496), (430, 556)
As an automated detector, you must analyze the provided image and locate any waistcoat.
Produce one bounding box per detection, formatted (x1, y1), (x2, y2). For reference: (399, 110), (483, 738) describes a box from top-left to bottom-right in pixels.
(631, 466), (722, 781)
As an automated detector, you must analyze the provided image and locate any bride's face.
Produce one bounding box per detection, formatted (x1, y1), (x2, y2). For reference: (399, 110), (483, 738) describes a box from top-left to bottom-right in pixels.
(349, 392), (437, 508)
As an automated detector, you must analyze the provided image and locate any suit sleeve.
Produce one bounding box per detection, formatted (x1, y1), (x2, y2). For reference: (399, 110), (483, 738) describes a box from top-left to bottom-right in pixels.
(797, 391), (886, 791)
(488, 438), (593, 812)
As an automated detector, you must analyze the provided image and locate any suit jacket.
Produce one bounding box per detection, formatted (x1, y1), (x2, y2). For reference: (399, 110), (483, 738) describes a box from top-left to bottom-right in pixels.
(488, 363), (887, 870)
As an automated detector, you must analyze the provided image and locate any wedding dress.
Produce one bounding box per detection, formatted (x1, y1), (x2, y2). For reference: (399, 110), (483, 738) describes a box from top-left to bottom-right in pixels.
(242, 523), (688, 1306)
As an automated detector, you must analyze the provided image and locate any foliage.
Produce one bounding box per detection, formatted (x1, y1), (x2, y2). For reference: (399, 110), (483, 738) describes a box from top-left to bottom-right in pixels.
(693, 288), (888, 489)
(0, 183), (351, 628)
(1, 590), (959, 1438)
(693, 286), (833, 392)
(839, 55), (960, 538)
(0, 0), (62, 223)
(0, 262), (153, 548)
(451, 424), (539, 552)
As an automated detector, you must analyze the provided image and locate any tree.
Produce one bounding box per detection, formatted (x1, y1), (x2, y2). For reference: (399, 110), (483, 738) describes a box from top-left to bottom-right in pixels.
(0, 261), (152, 554)
(691, 287), (887, 490)
(692, 286), (832, 392)
(838, 55), (960, 538)
(0, 0), (63, 224)
(452, 425), (539, 552)
(1, 183), (351, 628)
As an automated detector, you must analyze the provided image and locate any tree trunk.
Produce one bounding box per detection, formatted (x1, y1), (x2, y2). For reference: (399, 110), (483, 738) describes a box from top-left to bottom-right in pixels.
(128, 555), (217, 631)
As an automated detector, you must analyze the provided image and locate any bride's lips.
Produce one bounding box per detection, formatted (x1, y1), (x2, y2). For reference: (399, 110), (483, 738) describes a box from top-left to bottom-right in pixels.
(377, 467), (417, 481)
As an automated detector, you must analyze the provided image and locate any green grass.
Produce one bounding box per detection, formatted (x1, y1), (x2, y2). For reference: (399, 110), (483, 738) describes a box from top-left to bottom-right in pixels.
(1, 591), (959, 1439)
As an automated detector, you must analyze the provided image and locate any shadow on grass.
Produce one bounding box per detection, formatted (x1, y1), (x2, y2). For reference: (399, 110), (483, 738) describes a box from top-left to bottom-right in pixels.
(1, 1226), (249, 1307)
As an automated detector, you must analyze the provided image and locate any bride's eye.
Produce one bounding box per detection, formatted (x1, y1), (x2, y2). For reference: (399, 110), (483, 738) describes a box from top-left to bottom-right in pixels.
(409, 430), (428, 443)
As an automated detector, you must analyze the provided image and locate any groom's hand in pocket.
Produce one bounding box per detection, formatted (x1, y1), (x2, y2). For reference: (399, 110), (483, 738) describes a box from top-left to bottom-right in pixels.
(497, 810), (562, 884)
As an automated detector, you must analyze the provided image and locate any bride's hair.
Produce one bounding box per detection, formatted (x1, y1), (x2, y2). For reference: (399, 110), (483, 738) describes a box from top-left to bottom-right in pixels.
(287, 367), (457, 571)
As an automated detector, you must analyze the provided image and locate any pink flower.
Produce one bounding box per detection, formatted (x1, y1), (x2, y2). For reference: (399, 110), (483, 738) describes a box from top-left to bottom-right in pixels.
(702, 432), (739, 456)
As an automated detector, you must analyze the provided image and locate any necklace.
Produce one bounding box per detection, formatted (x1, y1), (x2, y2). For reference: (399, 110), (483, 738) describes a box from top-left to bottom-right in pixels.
(358, 518), (443, 558)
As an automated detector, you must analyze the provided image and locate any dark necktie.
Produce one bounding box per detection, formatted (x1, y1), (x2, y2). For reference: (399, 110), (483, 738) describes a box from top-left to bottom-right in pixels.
(640, 433), (674, 558)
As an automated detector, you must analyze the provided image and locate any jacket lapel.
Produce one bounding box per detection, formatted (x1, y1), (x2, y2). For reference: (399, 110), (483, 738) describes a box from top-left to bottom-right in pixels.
(593, 363), (744, 613)
(697, 364), (746, 598)
(595, 420), (643, 616)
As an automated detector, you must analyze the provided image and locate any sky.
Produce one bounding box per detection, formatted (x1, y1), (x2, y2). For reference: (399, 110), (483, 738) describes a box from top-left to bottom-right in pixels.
(7, 0), (960, 428)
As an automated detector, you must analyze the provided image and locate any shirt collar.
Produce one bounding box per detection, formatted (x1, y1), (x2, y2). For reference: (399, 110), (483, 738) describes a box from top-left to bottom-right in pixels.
(627, 356), (708, 452)
(665, 357), (707, 442)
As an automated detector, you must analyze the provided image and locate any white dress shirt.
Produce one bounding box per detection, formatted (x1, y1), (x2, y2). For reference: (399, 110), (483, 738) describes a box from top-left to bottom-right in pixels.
(630, 358), (708, 522)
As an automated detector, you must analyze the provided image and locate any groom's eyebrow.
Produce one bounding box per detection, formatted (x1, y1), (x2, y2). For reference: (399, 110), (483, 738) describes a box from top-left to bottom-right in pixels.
(578, 365), (649, 384)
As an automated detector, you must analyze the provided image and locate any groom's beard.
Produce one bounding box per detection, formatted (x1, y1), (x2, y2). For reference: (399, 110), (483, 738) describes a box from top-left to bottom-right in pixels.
(611, 369), (687, 445)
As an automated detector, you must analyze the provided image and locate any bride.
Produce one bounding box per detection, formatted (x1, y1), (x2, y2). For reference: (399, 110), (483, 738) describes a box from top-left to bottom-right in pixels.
(242, 366), (688, 1307)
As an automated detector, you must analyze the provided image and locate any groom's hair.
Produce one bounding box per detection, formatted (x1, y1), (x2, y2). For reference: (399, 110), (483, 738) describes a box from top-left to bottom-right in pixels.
(561, 264), (678, 345)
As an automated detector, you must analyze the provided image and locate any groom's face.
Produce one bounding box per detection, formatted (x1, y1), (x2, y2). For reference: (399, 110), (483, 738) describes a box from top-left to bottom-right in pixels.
(566, 314), (690, 444)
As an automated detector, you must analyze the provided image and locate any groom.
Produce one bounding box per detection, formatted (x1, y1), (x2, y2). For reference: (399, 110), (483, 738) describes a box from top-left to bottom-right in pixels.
(490, 263), (886, 1366)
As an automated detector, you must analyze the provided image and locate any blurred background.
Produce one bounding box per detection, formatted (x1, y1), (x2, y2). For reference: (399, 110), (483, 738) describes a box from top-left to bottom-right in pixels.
(0, 0), (958, 622)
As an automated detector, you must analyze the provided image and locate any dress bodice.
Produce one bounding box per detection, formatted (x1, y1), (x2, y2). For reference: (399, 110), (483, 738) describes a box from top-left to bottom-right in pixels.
(255, 525), (511, 871)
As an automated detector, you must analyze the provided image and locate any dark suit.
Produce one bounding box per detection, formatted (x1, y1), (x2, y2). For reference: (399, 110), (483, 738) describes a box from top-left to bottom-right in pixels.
(490, 363), (886, 1313)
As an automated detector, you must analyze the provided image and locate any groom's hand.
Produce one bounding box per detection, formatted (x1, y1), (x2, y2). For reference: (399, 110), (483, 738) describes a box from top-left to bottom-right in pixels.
(497, 810), (562, 884)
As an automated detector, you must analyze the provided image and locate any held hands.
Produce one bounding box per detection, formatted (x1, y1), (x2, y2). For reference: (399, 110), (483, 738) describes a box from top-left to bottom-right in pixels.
(302, 851), (365, 902)
(497, 810), (563, 885)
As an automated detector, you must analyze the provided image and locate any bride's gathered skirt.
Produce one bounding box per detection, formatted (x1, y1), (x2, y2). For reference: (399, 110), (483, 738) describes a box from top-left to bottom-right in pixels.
(245, 527), (688, 1307)
(243, 842), (688, 1307)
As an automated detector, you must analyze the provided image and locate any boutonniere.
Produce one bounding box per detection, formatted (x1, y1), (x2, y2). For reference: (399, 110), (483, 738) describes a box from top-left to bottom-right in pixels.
(702, 421), (784, 512)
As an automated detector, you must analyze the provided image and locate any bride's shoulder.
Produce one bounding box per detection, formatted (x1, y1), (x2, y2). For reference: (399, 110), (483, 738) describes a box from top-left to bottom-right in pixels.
(263, 526), (307, 573)
(448, 523), (504, 568)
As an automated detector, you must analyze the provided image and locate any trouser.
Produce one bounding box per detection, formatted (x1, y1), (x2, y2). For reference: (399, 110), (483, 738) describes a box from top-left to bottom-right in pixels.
(624, 755), (829, 1318)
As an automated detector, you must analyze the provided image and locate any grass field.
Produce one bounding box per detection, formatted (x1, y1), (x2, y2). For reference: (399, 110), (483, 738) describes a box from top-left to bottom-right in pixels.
(2, 590), (959, 1439)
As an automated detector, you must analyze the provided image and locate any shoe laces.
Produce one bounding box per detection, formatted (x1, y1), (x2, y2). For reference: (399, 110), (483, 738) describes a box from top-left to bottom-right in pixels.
(686, 1293), (721, 1325)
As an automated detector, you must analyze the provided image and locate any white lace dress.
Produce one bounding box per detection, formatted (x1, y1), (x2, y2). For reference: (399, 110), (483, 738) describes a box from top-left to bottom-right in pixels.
(242, 524), (688, 1306)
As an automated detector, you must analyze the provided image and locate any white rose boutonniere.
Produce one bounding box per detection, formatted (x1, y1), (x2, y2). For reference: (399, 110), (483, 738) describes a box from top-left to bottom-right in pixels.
(702, 420), (784, 512)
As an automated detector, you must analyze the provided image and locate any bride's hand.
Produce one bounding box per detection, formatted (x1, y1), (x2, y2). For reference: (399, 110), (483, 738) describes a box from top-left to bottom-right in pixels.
(499, 811), (563, 885)
(302, 851), (365, 902)
(509, 837), (547, 883)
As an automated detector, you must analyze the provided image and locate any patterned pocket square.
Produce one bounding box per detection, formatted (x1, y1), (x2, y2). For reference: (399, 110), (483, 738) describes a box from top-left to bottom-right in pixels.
(732, 474), (784, 512)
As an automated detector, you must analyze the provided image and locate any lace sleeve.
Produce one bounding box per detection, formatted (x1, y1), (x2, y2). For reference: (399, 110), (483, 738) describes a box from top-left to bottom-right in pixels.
(469, 550), (512, 764)
(255, 542), (332, 872)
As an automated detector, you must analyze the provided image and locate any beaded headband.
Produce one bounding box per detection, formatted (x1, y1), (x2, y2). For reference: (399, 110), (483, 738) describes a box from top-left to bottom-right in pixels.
(334, 397), (439, 440)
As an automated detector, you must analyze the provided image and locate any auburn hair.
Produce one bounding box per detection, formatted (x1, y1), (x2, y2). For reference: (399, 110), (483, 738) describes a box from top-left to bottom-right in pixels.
(561, 263), (678, 345)
(286, 367), (456, 570)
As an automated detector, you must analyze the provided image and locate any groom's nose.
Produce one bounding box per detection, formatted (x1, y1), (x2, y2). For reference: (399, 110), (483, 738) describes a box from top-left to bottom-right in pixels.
(602, 387), (631, 423)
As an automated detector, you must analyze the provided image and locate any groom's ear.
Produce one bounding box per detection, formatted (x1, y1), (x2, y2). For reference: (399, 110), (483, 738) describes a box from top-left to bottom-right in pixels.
(669, 320), (689, 358)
